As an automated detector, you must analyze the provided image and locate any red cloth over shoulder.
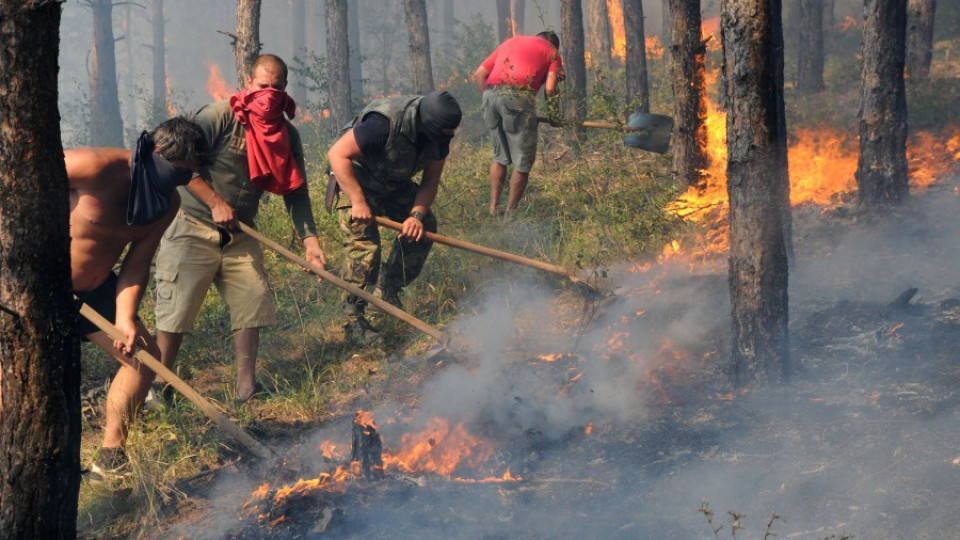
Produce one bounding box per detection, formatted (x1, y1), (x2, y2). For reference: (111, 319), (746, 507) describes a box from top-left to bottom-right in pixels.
(230, 88), (305, 195)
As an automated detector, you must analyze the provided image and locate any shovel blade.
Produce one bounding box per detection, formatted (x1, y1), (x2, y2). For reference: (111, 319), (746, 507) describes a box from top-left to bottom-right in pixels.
(623, 113), (673, 154)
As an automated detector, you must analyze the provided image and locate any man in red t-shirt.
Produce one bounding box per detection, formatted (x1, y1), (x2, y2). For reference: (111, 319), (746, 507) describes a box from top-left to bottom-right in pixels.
(472, 31), (563, 216)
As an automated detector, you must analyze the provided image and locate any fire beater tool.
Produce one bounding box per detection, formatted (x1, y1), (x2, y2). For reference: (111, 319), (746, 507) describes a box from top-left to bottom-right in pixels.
(237, 222), (449, 344)
(373, 216), (602, 293)
(536, 112), (674, 154)
(77, 302), (276, 461)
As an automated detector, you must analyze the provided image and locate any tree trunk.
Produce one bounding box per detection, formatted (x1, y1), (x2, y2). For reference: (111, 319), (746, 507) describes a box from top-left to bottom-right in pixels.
(662, 0), (673, 64)
(123, 3), (137, 138)
(797, 0), (825, 93)
(587, 0), (611, 71)
(496, 0), (512, 42)
(289, 0), (307, 105)
(670, 0), (709, 188)
(327, 0), (352, 130)
(856, 0), (908, 208)
(0, 2), (81, 538)
(624, 0), (650, 113)
(404, 0), (434, 93)
(348, 0), (363, 105)
(721, 0), (790, 387)
(89, 0), (124, 146)
(906, 0), (936, 80)
(513, 0), (525, 34)
(235, 0), (262, 87)
(561, 0), (588, 123)
(152, 0), (166, 125)
(823, 0), (835, 29)
(442, 0), (455, 47)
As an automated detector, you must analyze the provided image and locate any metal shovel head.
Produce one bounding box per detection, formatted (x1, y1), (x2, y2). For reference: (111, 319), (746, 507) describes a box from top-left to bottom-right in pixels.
(623, 113), (673, 154)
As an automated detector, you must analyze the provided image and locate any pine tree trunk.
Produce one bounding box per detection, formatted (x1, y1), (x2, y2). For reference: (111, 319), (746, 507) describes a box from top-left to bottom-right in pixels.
(823, 0), (835, 29)
(289, 0), (306, 105)
(587, 0), (611, 71)
(235, 0), (262, 87)
(327, 0), (352, 130)
(123, 3), (137, 137)
(348, 0), (363, 105)
(670, 0), (709, 188)
(721, 0), (790, 387)
(624, 0), (650, 113)
(89, 0), (124, 146)
(856, 0), (908, 208)
(404, 0), (434, 93)
(442, 0), (455, 48)
(513, 0), (525, 34)
(906, 0), (936, 80)
(0, 2), (81, 538)
(662, 0), (672, 64)
(152, 0), (166, 124)
(561, 0), (587, 123)
(496, 0), (512, 42)
(797, 0), (825, 93)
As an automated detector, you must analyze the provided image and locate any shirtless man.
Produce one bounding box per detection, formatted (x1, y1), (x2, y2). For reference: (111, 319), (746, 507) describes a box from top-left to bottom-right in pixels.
(69, 117), (208, 479)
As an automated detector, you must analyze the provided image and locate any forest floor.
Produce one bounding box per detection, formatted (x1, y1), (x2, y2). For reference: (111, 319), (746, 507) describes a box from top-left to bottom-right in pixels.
(110, 171), (960, 540)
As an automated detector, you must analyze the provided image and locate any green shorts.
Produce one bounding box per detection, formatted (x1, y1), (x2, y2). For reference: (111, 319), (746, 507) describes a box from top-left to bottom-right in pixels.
(481, 88), (539, 173)
(154, 211), (276, 332)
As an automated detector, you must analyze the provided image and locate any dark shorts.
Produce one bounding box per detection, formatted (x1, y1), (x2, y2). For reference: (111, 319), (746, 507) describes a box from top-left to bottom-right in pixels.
(74, 271), (119, 339)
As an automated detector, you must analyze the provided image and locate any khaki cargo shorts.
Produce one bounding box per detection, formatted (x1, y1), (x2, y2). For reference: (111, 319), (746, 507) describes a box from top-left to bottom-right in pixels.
(154, 211), (276, 332)
(481, 88), (539, 173)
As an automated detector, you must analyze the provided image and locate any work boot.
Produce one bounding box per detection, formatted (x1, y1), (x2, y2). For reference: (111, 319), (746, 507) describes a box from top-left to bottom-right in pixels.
(88, 447), (131, 483)
(376, 287), (403, 310)
(344, 315), (381, 345)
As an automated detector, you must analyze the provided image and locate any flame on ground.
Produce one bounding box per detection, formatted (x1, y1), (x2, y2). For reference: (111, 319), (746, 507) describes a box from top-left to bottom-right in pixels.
(205, 62), (233, 101)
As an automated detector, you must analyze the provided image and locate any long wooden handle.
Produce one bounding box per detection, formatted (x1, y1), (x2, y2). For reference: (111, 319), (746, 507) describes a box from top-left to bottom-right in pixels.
(78, 303), (275, 461)
(536, 116), (644, 132)
(374, 217), (591, 287)
(237, 222), (446, 342)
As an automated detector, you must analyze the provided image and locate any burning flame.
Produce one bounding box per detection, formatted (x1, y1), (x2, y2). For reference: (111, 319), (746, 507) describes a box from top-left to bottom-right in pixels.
(205, 62), (233, 101)
(607, 0), (625, 62)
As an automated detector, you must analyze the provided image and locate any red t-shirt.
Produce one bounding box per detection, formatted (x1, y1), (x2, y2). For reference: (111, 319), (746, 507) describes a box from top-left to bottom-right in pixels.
(480, 35), (563, 94)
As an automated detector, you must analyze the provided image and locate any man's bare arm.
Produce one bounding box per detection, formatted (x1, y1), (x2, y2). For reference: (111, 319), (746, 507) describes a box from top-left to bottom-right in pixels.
(327, 130), (373, 223)
(185, 176), (236, 228)
(472, 66), (491, 93)
(402, 159), (445, 242)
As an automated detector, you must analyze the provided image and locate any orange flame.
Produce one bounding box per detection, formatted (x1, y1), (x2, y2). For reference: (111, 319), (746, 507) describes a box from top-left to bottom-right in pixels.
(205, 62), (234, 101)
(607, 0), (625, 62)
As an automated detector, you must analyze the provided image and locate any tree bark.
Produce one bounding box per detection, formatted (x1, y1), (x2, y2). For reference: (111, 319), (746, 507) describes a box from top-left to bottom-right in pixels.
(823, 0), (835, 29)
(0, 2), (81, 538)
(856, 0), (909, 208)
(123, 3), (137, 137)
(662, 0), (673, 64)
(624, 0), (650, 113)
(152, 0), (166, 125)
(906, 0), (936, 80)
(235, 0), (262, 87)
(327, 0), (352, 130)
(289, 0), (307, 105)
(496, 0), (513, 42)
(670, 0), (709, 188)
(404, 0), (435, 93)
(89, 0), (124, 146)
(561, 0), (588, 123)
(348, 0), (363, 105)
(721, 0), (790, 387)
(587, 0), (611, 71)
(513, 0), (525, 34)
(797, 0), (825, 93)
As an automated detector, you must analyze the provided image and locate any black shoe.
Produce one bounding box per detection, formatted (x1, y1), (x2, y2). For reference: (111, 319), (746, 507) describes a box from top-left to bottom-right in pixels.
(88, 447), (131, 482)
(377, 287), (403, 310)
(344, 316), (381, 344)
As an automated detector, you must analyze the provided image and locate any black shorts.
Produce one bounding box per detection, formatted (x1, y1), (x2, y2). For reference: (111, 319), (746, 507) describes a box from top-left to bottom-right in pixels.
(74, 272), (119, 339)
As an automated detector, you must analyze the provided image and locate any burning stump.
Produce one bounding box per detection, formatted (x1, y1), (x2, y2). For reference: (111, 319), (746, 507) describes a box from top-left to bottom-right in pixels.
(351, 410), (384, 481)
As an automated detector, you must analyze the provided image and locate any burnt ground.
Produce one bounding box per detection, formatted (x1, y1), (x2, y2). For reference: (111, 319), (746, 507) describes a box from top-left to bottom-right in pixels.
(151, 180), (960, 540)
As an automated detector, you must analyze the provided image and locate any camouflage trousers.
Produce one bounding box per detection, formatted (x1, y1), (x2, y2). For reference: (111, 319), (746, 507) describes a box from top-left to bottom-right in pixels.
(336, 179), (437, 317)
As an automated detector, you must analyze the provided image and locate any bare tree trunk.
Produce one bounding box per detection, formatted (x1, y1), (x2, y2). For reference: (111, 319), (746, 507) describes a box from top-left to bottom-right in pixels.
(289, 0), (306, 105)
(235, 0), (262, 87)
(561, 0), (587, 123)
(89, 0), (124, 146)
(152, 0), (166, 124)
(587, 0), (612, 71)
(404, 0), (434, 93)
(797, 0), (825, 93)
(0, 2), (80, 538)
(662, 0), (673, 64)
(442, 0), (455, 47)
(496, 0), (513, 42)
(624, 0), (650, 113)
(670, 0), (709, 188)
(721, 0), (790, 387)
(513, 0), (525, 34)
(907, 0), (936, 80)
(857, 0), (908, 208)
(327, 0), (352, 130)
(348, 0), (363, 105)
(823, 0), (835, 29)
(123, 3), (137, 137)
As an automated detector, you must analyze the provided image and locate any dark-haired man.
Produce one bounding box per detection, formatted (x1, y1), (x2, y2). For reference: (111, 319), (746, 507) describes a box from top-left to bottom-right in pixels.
(68, 116), (208, 479)
(327, 90), (462, 340)
(473, 31), (563, 215)
(154, 54), (326, 405)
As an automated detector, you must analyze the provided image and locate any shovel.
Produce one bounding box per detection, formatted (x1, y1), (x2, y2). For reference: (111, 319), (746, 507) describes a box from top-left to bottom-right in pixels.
(537, 112), (673, 154)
